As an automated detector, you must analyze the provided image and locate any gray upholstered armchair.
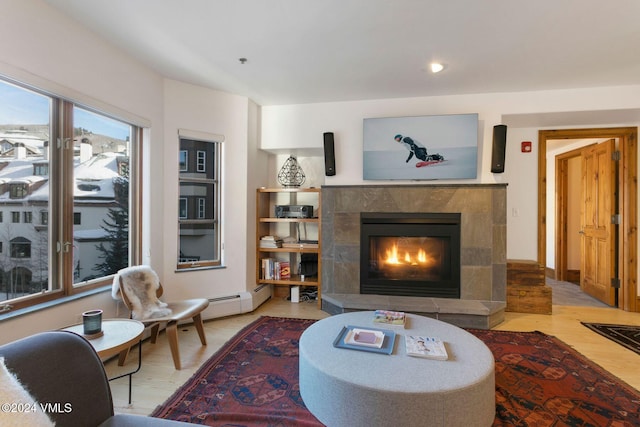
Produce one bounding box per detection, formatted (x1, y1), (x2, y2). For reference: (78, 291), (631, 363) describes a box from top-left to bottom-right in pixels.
(0, 330), (192, 427)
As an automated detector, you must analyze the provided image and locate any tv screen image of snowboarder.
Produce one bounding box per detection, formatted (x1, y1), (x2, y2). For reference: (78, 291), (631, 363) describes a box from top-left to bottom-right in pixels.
(363, 114), (478, 180)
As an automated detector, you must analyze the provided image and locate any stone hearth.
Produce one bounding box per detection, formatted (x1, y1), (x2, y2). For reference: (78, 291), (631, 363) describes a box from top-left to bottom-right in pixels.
(321, 184), (507, 328)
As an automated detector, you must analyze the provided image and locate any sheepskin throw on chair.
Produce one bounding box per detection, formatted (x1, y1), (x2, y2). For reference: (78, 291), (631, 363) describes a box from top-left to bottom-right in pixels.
(112, 265), (172, 320)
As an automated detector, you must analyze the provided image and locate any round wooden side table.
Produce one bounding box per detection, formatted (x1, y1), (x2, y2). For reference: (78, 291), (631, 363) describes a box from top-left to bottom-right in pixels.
(62, 319), (144, 404)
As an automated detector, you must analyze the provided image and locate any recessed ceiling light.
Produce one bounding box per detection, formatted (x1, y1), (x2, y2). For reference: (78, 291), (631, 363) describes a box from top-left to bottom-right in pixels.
(430, 62), (444, 73)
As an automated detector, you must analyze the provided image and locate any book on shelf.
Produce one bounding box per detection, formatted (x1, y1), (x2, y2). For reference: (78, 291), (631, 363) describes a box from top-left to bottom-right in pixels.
(261, 258), (274, 279)
(260, 242), (282, 248)
(260, 235), (283, 248)
(278, 261), (290, 279)
(261, 258), (290, 280)
(405, 336), (448, 360)
(373, 309), (406, 328)
(281, 242), (318, 249)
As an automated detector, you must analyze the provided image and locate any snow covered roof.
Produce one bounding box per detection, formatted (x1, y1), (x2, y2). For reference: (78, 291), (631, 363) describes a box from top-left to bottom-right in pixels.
(74, 228), (109, 241)
(0, 148), (126, 202)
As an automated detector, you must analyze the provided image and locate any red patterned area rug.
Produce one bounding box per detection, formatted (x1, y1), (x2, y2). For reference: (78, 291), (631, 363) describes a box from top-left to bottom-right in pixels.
(151, 316), (323, 426)
(468, 329), (640, 426)
(152, 316), (640, 426)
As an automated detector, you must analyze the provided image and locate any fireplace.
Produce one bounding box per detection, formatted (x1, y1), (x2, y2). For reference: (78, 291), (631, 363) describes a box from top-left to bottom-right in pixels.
(360, 212), (461, 298)
(321, 184), (507, 304)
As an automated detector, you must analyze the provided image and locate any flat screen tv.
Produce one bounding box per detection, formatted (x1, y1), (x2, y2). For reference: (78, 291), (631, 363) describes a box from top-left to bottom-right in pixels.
(363, 113), (478, 180)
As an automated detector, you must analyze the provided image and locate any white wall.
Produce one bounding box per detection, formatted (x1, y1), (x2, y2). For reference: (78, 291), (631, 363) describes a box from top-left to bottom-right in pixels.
(502, 127), (539, 261)
(246, 101), (269, 292)
(261, 87), (640, 264)
(0, 0), (259, 343)
(161, 80), (253, 300)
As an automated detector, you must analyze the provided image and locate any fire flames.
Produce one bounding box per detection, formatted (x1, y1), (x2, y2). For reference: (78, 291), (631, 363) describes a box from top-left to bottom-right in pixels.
(384, 243), (432, 266)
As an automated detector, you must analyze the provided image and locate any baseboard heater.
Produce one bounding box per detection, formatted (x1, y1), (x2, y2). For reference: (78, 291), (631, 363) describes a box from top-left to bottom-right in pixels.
(208, 295), (241, 303)
(253, 284), (270, 294)
(201, 285), (272, 320)
(206, 284), (270, 303)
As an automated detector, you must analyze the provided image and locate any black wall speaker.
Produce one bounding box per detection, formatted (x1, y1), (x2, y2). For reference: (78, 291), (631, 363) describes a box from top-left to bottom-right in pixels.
(491, 124), (507, 173)
(323, 132), (336, 176)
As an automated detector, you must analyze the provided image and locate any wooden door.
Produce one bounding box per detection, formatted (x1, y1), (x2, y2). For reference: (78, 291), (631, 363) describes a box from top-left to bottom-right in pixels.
(580, 139), (617, 305)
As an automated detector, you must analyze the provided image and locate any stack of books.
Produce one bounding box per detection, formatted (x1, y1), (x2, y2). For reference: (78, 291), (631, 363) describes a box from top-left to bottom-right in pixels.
(260, 235), (283, 248)
(405, 336), (448, 360)
(261, 258), (290, 280)
(372, 309), (406, 328)
(281, 241), (318, 249)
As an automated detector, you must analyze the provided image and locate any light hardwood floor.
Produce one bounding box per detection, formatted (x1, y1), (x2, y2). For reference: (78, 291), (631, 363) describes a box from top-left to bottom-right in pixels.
(106, 297), (640, 417)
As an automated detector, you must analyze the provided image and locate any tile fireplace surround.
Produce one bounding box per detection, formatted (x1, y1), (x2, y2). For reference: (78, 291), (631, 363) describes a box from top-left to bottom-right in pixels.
(321, 184), (507, 328)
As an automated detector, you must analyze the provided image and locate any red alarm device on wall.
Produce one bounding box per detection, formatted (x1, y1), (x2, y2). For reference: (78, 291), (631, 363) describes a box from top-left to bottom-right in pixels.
(521, 141), (532, 152)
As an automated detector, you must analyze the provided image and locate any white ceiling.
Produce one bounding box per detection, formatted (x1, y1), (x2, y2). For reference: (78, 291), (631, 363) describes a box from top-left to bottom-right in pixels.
(45, 0), (640, 106)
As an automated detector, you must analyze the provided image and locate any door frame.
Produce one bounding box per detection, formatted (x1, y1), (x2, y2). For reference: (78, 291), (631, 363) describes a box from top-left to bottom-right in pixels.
(538, 127), (638, 311)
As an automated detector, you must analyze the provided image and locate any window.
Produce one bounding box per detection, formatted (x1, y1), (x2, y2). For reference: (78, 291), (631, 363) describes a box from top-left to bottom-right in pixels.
(73, 106), (137, 284)
(10, 237), (31, 258)
(9, 183), (28, 199)
(179, 198), (187, 219)
(77, 183), (101, 192)
(179, 150), (188, 171)
(197, 151), (206, 172)
(198, 198), (206, 218)
(177, 130), (223, 269)
(0, 77), (142, 312)
(117, 157), (129, 177)
(33, 163), (48, 176)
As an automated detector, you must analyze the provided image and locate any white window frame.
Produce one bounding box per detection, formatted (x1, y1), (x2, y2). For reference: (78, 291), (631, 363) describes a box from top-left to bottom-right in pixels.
(177, 129), (224, 270)
(197, 197), (206, 218)
(196, 150), (206, 172)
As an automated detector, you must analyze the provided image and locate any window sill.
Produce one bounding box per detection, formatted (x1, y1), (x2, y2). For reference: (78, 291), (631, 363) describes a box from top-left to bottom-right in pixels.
(0, 285), (111, 322)
(175, 264), (226, 273)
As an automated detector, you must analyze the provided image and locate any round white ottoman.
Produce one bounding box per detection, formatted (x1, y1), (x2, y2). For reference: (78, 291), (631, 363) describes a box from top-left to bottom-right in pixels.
(299, 311), (495, 427)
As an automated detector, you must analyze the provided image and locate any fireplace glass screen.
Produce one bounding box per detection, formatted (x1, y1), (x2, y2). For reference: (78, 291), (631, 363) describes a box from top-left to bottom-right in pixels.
(360, 213), (461, 298)
(368, 236), (449, 281)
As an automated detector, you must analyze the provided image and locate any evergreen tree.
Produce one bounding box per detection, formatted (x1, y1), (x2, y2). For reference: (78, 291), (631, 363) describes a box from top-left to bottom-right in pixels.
(94, 176), (129, 276)
(94, 205), (128, 276)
